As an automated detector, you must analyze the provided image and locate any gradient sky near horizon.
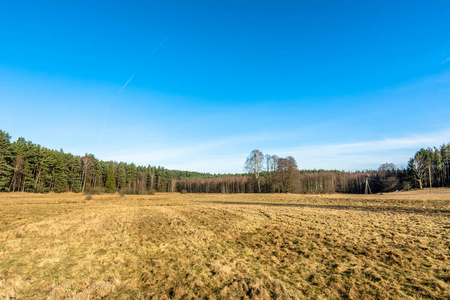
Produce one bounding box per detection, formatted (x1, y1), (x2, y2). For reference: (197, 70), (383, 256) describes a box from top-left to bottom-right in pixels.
(1, 1), (450, 173)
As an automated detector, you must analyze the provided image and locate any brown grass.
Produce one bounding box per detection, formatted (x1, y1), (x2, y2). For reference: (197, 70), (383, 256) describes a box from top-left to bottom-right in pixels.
(0, 189), (449, 299)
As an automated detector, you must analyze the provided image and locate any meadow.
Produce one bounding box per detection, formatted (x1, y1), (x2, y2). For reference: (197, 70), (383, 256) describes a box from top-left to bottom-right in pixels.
(0, 190), (449, 299)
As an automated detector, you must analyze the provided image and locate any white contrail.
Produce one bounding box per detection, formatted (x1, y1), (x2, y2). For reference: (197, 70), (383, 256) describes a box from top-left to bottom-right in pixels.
(116, 34), (171, 94)
(97, 34), (171, 153)
(117, 74), (134, 95)
(146, 34), (171, 63)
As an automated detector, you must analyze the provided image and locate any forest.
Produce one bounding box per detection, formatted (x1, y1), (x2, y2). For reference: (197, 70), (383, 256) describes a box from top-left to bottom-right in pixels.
(1, 129), (449, 194)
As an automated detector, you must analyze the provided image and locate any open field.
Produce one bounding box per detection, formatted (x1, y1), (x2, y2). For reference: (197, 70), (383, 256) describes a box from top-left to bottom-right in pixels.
(1, 190), (449, 299)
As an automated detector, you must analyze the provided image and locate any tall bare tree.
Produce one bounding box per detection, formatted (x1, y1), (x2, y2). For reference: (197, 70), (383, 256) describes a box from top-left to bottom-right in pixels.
(408, 148), (432, 189)
(264, 154), (278, 192)
(274, 156), (300, 193)
(81, 155), (94, 193)
(245, 150), (264, 193)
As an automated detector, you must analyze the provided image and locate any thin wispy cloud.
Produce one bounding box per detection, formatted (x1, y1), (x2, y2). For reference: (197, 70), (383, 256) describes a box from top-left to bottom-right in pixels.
(269, 129), (450, 170)
(441, 57), (450, 64)
(95, 129), (450, 173)
(165, 155), (247, 173)
(107, 132), (279, 163)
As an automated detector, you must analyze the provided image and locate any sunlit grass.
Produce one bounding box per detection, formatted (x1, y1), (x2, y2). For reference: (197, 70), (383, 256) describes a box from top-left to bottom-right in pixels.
(1, 190), (449, 299)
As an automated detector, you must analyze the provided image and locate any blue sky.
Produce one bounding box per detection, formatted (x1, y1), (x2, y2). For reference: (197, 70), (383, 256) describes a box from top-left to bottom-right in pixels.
(1, 1), (450, 173)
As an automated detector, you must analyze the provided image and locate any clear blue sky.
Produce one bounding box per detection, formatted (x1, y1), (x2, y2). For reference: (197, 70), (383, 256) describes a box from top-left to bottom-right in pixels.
(1, 1), (450, 173)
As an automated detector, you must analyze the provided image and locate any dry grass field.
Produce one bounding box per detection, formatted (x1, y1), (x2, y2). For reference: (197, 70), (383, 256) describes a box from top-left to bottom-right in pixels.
(0, 190), (449, 299)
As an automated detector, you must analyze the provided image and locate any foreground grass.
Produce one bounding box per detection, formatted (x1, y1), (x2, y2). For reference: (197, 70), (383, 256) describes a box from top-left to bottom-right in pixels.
(0, 190), (449, 299)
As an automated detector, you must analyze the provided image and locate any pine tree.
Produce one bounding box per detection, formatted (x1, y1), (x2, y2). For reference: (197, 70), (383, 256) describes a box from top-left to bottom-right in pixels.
(116, 163), (126, 191)
(53, 150), (68, 193)
(23, 141), (41, 192)
(40, 149), (57, 192)
(105, 164), (116, 193)
(0, 130), (13, 191)
(66, 154), (81, 192)
(126, 163), (138, 193)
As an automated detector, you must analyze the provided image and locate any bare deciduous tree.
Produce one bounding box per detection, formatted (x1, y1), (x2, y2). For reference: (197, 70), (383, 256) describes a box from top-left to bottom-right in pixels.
(408, 149), (432, 189)
(378, 163), (396, 172)
(245, 150), (264, 193)
(81, 156), (94, 193)
(274, 156), (300, 193)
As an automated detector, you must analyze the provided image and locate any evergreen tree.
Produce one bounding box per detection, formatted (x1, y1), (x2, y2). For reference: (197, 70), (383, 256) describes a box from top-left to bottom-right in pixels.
(53, 150), (68, 192)
(40, 148), (57, 192)
(0, 130), (13, 191)
(23, 141), (41, 192)
(126, 163), (138, 192)
(116, 162), (127, 191)
(105, 164), (116, 193)
(67, 154), (81, 192)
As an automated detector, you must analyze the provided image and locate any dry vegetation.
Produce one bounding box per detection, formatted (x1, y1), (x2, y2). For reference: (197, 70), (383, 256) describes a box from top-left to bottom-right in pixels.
(1, 190), (449, 299)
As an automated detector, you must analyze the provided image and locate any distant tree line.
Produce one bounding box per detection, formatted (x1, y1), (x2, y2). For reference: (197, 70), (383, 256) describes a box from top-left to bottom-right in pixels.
(1, 130), (449, 194)
(0, 130), (225, 194)
(177, 146), (450, 194)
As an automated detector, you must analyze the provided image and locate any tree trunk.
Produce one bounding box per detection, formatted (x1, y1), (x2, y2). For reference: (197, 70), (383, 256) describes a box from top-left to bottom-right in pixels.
(429, 165), (432, 194)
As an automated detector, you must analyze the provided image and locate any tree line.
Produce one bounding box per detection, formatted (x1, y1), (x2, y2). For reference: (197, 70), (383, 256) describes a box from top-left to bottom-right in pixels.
(1, 129), (449, 194)
(175, 150), (408, 194)
(407, 146), (450, 190)
(176, 146), (450, 194)
(0, 130), (226, 193)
